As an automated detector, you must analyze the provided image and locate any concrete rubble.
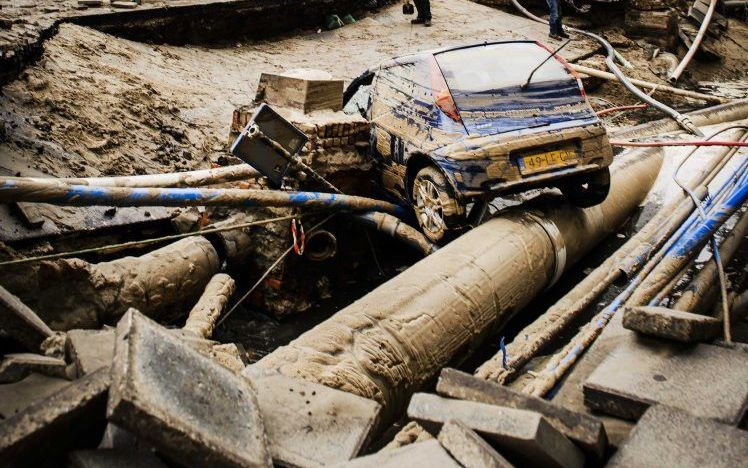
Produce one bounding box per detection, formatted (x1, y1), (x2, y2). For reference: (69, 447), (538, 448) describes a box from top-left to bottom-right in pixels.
(0, 0), (747, 466)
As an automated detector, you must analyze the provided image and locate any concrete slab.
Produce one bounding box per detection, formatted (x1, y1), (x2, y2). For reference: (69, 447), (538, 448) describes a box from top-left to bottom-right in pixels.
(66, 329), (116, 377)
(0, 285), (53, 352)
(0, 373), (71, 419)
(0, 368), (110, 467)
(245, 369), (381, 467)
(407, 393), (584, 468)
(107, 309), (272, 468)
(438, 420), (515, 468)
(583, 338), (748, 424)
(622, 306), (721, 342)
(606, 405), (748, 467)
(437, 368), (606, 461)
(0, 353), (69, 383)
(67, 449), (168, 468)
(330, 439), (460, 468)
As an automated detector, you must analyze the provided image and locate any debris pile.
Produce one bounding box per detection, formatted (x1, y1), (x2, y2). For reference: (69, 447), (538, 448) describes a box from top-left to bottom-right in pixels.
(0, 0), (747, 466)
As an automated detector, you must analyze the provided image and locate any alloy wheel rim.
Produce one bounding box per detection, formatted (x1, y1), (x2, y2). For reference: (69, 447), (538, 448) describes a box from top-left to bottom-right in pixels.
(415, 179), (444, 234)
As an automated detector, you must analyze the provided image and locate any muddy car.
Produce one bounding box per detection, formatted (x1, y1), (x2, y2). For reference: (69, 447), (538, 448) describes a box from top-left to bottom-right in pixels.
(344, 41), (614, 242)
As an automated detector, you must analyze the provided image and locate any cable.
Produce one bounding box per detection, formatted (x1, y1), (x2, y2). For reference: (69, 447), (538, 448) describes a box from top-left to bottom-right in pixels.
(596, 104), (648, 117)
(0, 212), (312, 267)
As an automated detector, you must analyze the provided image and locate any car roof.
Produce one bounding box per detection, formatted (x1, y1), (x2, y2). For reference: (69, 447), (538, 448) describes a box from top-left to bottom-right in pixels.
(372, 40), (540, 71)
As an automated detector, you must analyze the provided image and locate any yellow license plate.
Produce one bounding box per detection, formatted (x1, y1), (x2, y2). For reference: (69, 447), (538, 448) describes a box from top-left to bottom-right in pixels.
(518, 147), (579, 175)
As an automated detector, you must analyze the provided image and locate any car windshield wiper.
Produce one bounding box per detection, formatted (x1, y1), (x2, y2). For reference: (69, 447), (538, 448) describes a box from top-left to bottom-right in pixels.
(521, 39), (572, 90)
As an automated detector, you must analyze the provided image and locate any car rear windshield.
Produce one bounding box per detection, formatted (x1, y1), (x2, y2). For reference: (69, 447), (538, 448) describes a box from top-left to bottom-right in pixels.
(434, 42), (595, 135)
(435, 42), (575, 92)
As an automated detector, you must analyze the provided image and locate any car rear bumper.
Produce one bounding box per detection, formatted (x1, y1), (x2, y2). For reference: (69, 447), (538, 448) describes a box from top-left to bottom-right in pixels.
(432, 122), (613, 197)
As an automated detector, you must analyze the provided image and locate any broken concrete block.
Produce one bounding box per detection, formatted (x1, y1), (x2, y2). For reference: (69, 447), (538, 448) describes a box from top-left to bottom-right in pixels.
(0, 353), (69, 383)
(78, 0), (104, 5)
(436, 368), (606, 460)
(407, 393), (583, 468)
(107, 309), (272, 467)
(607, 405), (748, 467)
(245, 369), (381, 467)
(0, 284), (53, 351)
(256, 69), (344, 113)
(331, 439), (460, 468)
(583, 338), (748, 424)
(0, 373), (71, 419)
(382, 421), (434, 451)
(66, 328), (116, 376)
(0, 368), (110, 467)
(622, 306), (721, 343)
(438, 420), (515, 468)
(67, 449), (168, 468)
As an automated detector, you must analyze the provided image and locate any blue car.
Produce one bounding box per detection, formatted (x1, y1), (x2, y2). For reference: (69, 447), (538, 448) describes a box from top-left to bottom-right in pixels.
(343, 40), (613, 242)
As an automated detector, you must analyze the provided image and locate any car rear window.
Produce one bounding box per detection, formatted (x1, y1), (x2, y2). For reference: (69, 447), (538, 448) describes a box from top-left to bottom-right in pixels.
(435, 42), (574, 92)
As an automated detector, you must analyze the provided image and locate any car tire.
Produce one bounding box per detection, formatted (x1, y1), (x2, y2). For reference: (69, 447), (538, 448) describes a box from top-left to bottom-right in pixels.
(561, 167), (611, 208)
(412, 165), (465, 244)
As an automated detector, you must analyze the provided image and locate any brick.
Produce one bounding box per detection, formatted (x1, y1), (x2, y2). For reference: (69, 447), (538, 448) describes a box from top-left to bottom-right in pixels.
(107, 309), (271, 468)
(438, 420), (515, 468)
(622, 306), (721, 343)
(607, 405), (748, 467)
(0, 353), (69, 383)
(407, 393), (583, 468)
(0, 285), (53, 352)
(437, 368), (606, 460)
(0, 369), (110, 467)
(583, 338), (748, 424)
(244, 369), (381, 467)
(67, 449), (168, 468)
(331, 439), (459, 468)
(66, 329), (116, 377)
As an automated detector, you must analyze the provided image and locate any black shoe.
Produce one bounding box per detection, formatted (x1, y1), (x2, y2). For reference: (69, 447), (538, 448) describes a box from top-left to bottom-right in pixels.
(424, 19), (432, 27)
(549, 33), (562, 40)
(558, 30), (570, 39)
(411, 17), (425, 24)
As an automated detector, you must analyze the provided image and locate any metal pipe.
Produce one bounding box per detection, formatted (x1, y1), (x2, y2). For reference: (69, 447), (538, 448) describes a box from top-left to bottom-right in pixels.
(247, 148), (662, 418)
(611, 99), (748, 140)
(672, 209), (748, 313)
(304, 230), (338, 262)
(355, 211), (438, 256)
(572, 64), (726, 104)
(0, 178), (407, 217)
(33, 164), (261, 188)
(669, 0), (718, 83)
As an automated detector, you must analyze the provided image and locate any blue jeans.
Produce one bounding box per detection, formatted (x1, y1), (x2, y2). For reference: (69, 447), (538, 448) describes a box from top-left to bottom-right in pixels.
(546, 0), (562, 35)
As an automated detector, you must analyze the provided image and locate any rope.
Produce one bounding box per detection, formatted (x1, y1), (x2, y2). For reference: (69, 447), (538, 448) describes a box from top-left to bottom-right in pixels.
(0, 212), (313, 267)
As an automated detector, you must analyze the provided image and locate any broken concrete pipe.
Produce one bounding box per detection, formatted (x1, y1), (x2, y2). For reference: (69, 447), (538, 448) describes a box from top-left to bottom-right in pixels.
(33, 236), (221, 330)
(304, 229), (338, 262)
(249, 147), (663, 419)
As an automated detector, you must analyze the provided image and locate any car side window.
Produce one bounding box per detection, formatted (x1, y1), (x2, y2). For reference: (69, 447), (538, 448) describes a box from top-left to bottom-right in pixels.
(343, 84), (372, 118)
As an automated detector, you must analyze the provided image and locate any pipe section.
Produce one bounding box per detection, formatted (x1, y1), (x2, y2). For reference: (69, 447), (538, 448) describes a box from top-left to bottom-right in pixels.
(34, 164), (260, 188)
(248, 148), (662, 417)
(668, 0), (718, 83)
(304, 230), (338, 262)
(0, 178), (407, 217)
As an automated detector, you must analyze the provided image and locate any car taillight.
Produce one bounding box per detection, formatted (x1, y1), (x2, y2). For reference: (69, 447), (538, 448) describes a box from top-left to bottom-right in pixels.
(429, 57), (462, 123)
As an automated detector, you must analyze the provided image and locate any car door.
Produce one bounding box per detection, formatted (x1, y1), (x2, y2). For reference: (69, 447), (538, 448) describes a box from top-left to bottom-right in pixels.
(369, 62), (416, 199)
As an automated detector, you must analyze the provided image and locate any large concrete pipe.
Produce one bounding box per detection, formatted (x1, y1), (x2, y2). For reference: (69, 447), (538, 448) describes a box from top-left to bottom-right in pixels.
(249, 148), (663, 417)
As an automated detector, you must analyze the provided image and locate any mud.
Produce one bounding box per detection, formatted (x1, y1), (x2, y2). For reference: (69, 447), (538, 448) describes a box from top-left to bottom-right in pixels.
(31, 236), (220, 330)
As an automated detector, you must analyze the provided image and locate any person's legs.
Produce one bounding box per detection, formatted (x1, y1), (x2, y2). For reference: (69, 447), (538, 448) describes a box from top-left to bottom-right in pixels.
(413, 0), (432, 21)
(546, 0), (560, 36)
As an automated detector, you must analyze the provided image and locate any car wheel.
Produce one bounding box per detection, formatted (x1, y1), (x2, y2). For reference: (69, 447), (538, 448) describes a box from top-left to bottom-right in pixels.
(412, 166), (464, 243)
(561, 167), (611, 208)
